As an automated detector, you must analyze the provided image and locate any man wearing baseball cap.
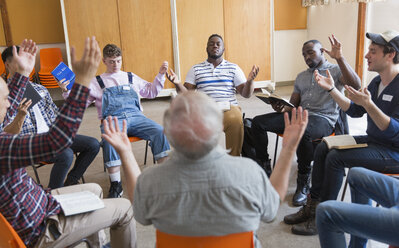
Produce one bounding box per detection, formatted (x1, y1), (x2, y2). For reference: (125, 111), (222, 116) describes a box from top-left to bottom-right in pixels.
(284, 29), (399, 242)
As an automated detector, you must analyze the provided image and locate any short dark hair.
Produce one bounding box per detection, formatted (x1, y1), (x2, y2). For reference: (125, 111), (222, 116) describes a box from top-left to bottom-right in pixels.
(103, 44), (122, 58)
(377, 42), (399, 64)
(1, 46), (19, 63)
(208, 34), (224, 42)
(303, 40), (321, 47)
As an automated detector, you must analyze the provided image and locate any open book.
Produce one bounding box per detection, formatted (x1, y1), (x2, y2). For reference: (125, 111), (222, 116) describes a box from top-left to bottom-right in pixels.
(255, 92), (294, 108)
(52, 191), (105, 216)
(322, 135), (368, 150)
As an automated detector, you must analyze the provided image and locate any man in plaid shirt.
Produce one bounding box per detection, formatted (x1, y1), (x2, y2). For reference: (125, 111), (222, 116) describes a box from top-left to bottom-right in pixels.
(1, 46), (100, 189)
(0, 38), (136, 248)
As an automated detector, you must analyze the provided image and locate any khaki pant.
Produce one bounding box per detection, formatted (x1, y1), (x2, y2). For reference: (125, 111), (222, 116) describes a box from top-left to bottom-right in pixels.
(223, 105), (244, 156)
(35, 183), (136, 248)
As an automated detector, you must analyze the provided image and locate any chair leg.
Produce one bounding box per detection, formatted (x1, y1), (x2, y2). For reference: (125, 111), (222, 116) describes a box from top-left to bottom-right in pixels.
(272, 134), (279, 168)
(31, 165), (41, 185)
(340, 176), (349, 201)
(144, 140), (149, 165)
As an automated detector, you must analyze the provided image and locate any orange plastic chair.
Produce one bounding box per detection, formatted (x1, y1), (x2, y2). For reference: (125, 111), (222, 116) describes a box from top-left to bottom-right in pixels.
(0, 212), (26, 248)
(38, 48), (63, 74)
(155, 230), (254, 248)
(0, 58), (5, 75)
(103, 136), (154, 172)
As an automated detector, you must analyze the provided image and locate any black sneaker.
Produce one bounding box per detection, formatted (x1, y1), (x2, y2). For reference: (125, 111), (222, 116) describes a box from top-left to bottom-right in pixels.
(108, 181), (123, 198)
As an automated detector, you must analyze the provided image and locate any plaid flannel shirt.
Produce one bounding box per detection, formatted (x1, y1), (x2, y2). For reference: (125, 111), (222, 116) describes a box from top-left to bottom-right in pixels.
(0, 73), (89, 247)
(2, 82), (58, 134)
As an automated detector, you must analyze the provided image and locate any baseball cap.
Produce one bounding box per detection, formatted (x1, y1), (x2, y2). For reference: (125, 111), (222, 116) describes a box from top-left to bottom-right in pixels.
(366, 30), (399, 53)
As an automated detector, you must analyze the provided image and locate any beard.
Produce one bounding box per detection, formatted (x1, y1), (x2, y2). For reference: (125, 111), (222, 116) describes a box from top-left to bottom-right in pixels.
(207, 51), (223, 60)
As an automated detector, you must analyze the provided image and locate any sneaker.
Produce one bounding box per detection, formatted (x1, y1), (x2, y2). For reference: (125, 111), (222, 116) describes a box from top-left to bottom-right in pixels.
(107, 181), (123, 198)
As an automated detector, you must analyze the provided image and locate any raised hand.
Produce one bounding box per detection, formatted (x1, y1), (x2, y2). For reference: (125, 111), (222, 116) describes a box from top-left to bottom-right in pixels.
(282, 107), (308, 150)
(345, 85), (372, 108)
(322, 35), (343, 60)
(17, 98), (32, 115)
(314, 69), (335, 91)
(71, 37), (101, 87)
(247, 65), (259, 81)
(159, 61), (169, 74)
(57, 78), (70, 93)
(101, 116), (132, 154)
(166, 68), (180, 85)
(9, 39), (37, 77)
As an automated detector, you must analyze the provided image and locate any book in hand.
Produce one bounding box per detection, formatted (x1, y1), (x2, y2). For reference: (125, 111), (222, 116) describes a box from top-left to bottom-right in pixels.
(52, 191), (105, 216)
(51, 62), (75, 90)
(22, 83), (42, 110)
(255, 92), (295, 108)
(322, 135), (368, 150)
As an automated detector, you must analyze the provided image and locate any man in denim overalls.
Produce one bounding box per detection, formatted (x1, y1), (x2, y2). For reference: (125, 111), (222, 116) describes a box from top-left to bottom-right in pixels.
(85, 44), (170, 197)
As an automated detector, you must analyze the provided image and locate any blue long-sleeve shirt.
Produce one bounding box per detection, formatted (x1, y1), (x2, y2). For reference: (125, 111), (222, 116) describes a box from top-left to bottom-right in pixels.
(346, 74), (399, 161)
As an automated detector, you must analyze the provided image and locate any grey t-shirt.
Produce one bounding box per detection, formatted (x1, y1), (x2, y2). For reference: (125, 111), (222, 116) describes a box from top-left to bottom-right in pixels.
(294, 61), (343, 126)
(133, 146), (280, 247)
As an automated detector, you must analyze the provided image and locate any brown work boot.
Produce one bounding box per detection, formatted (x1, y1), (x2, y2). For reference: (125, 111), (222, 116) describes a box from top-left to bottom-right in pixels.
(291, 217), (318, 235)
(284, 195), (317, 225)
(291, 197), (319, 236)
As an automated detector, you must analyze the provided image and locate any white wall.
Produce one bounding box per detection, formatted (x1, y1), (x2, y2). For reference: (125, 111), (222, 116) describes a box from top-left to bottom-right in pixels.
(273, 30), (308, 83)
(273, 1), (358, 85)
(307, 2), (358, 68)
(364, 0), (399, 83)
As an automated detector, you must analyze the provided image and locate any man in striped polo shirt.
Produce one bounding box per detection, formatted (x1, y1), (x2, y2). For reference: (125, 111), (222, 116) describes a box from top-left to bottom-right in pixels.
(168, 34), (259, 157)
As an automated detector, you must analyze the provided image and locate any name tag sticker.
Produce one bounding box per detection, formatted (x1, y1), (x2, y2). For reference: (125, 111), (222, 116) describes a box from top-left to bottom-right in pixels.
(382, 94), (393, 102)
(122, 86), (130, 91)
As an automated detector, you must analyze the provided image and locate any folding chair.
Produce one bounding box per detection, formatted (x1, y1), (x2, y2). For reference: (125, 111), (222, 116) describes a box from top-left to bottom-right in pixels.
(156, 230), (254, 248)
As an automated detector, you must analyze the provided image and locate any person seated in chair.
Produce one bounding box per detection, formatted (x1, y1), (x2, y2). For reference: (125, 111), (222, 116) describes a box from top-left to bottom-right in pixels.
(0, 37), (136, 248)
(106, 90), (308, 248)
(60, 44), (170, 198)
(1, 45), (100, 189)
(285, 30), (399, 236)
(250, 37), (360, 206)
(166, 34), (259, 157)
(317, 167), (399, 248)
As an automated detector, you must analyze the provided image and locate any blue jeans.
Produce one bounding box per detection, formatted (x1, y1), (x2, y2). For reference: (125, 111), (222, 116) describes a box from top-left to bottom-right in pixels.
(316, 167), (399, 248)
(251, 113), (333, 174)
(48, 134), (100, 189)
(101, 112), (170, 167)
(310, 136), (399, 201)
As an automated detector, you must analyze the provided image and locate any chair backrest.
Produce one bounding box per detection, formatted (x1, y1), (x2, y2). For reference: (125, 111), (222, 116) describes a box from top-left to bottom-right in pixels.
(0, 212), (26, 248)
(156, 230), (254, 248)
(0, 57), (5, 75)
(39, 48), (63, 72)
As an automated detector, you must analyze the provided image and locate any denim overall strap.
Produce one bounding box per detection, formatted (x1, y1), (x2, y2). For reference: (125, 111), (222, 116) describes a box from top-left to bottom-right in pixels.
(97, 74), (141, 119)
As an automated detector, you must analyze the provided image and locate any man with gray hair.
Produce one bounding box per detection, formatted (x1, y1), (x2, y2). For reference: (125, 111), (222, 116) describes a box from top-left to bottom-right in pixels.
(105, 90), (308, 247)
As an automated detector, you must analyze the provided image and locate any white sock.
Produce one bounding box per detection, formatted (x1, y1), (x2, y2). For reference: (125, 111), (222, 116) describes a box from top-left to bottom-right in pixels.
(109, 172), (121, 182)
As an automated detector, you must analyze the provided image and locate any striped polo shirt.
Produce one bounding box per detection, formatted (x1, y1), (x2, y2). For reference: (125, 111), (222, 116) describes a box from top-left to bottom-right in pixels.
(185, 59), (246, 106)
